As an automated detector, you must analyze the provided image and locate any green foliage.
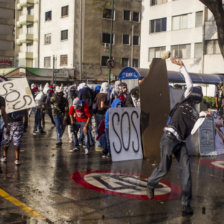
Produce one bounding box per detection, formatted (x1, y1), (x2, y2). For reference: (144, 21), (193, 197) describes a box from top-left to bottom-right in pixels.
(203, 96), (216, 109)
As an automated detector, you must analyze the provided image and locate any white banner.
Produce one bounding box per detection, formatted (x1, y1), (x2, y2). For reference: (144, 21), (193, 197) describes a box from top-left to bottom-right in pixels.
(212, 111), (224, 155)
(0, 78), (36, 113)
(109, 107), (143, 162)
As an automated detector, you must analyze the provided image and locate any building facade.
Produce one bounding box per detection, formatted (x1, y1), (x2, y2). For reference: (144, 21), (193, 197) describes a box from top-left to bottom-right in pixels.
(0, 0), (15, 68)
(140, 0), (224, 74)
(15, 0), (39, 67)
(38, 0), (141, 81)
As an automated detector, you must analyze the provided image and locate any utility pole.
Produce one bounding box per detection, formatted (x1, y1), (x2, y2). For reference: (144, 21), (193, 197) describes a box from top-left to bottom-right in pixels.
(108, 0), (114, 83)
(131, 24), (134, 67)
(52, 55), (56, 84)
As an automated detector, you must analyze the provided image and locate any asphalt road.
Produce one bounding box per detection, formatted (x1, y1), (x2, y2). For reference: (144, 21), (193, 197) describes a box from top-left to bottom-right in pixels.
(0, 115), (224, 224)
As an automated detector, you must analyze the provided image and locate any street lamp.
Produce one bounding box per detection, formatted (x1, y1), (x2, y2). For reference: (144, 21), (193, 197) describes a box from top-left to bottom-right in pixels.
(108, 0), (114, 83)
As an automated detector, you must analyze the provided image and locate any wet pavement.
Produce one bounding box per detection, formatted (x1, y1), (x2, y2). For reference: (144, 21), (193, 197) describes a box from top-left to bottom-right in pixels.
(1, 115), (224, 224)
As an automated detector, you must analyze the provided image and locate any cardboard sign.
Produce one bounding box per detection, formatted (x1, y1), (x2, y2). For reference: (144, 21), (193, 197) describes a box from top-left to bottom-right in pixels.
(0, 78), (35, 113)
(109, 107), (143, 162)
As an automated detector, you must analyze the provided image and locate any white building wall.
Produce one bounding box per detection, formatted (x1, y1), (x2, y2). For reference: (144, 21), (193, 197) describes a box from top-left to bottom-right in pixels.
(140, 0), (224, 74)
(39, 0), (75, 69)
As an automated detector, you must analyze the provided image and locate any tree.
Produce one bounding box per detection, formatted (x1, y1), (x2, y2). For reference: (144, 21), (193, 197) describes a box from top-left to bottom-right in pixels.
(199, 0), (224, 58)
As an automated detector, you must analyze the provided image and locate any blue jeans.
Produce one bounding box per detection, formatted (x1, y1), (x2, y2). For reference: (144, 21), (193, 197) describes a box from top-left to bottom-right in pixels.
(53, 115), (65, 143)
(148, 132), (192, 206)
(101, 128), (110, 155)
(33, 108), (43, 132)
(72, 121), (89, 149)
(99, 133), (107, 154)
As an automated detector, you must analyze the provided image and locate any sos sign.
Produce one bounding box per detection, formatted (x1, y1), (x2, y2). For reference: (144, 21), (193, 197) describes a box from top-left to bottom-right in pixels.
(109, 108), (143, 162)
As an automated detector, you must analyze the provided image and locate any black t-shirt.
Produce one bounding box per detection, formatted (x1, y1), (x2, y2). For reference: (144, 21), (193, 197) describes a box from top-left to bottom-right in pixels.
(8, 110), (26, 123)
(168, 101), (199, 141)
(0, 96), (5, 108)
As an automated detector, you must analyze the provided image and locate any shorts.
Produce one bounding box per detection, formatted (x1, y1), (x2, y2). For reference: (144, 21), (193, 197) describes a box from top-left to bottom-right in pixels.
(2, 122), (24, 147)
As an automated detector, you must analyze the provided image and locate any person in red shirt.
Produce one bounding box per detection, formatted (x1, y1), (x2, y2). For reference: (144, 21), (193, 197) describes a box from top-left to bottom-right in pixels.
(69, 98), (91, 154)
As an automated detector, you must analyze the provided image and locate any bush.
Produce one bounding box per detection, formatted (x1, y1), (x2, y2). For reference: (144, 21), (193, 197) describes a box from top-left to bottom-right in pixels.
(203, 96), (216, 109)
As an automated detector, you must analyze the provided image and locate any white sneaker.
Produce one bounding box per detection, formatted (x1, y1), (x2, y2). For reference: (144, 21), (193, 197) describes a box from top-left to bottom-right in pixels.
(14, 160), (21, 165)
(1, 157), (7, 162)
(84, 148), (89, 155)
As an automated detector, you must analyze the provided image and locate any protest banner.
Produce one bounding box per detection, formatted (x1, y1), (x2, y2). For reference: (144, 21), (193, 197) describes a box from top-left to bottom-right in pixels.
(0, 78), (36, 113)
(211, 111), (224, 155)
(109, 107), (143, 162)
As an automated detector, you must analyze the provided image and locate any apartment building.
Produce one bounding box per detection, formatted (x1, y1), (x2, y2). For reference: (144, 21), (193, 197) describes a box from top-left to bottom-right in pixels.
(140, 0), (224, 74)
(39, 0), (141, 81)
(0, 0), (15, 68)
(15, 0), (39, 67)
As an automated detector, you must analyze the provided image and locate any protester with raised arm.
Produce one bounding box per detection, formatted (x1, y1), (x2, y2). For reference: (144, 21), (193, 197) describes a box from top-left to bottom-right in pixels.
(146, 57), (210, 216)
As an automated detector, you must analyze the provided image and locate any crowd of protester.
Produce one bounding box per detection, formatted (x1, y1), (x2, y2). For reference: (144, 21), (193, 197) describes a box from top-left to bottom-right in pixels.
(0, 80), (141, 165)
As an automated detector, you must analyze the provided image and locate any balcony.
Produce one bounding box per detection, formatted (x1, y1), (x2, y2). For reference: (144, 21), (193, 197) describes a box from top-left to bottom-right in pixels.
(17, 15), (34, 26)
(18, 33), (34, 41)
(17, 0), (34, 10)
(16, 34), (34, 46)
(19, 52), (33, 59)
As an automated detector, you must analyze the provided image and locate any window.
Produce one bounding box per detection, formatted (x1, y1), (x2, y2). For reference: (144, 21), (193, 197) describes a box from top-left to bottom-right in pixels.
(60, 55), (68, 66)
(26, 43), (33, 52)
(61, 5), (69, 17)
(124, 10), (131, 21)
(101, 56), (109, 66)
(61, 30), (68, 40)
(122, 58), (129, 67)
(151, 0), (167, 6)
(27, 24), (33, 34)
(133, 36), (139, 45)
(205, 39), (220, 55)
(27, 6), (34, 15)
(172, 14), (188, 30)
(103, 8), (113, 19)
(133, 12), (140, 22)
(45, 11), (52, 21)
(102, 33), (114, 44)
(133, 59), (139, 67)
(44, 33), (51, 44)
(44, 56), (51, 68)
(194, 43), (202, 58)
(148, 46), (166, 61)
(123, 34), (130, 45)
(195, 11), (203, 27)
(171, 44), (191, 59)
(150, 18), (166, 33)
